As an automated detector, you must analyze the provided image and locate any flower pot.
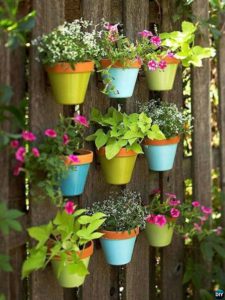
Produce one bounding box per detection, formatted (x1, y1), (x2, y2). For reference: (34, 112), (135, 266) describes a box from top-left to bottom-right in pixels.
(143, 136), (180, 171)
(60, 150), (93, 196)
(144, 57), (180, 91)
(145, 222), (175, 247)
(100, 59), (141, 98)
(97, 147), (138, 185)
(51, 241), (94, 288)
(45, 61), (94, 105)
(100, 228), (139, 265)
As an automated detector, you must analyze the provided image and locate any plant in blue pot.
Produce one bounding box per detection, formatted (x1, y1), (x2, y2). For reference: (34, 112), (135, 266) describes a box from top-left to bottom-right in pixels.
(90, 190), (146, 265)
(138, 99), (192, 171)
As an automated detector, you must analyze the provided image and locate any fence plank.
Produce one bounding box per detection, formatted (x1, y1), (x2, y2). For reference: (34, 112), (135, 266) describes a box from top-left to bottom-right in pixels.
(29, 1), (65, 300)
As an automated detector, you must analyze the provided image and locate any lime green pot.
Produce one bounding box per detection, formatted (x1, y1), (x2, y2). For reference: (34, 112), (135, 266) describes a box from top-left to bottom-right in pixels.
(98, 147), (138, 185)
(145, 222), (175, 247)
(46, 61), (94, 105)
(51, 241), (93, 288)
(144, 57), (180, 91)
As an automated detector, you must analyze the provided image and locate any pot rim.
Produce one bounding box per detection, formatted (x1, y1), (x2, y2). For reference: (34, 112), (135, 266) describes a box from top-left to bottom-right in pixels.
(143, 136), (180, 146)
(45, 61), (95, 74)
(100, 58), (141, 69)
(65, 149), (93, 166)
(101, 227), (139, 240)
(97, 147), (138, 158)
(160, 56), (180, 64)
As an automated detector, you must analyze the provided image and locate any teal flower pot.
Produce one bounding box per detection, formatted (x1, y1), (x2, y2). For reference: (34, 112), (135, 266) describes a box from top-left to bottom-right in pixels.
(100, 59), (141, 98)
(143, 136), (180, 171)
(100, 228), (139, 265)
(60, 150), (93, 196)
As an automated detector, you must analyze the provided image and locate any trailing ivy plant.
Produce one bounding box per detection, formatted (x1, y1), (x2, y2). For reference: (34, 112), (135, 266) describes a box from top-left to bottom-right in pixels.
(86, 107), (165, 159)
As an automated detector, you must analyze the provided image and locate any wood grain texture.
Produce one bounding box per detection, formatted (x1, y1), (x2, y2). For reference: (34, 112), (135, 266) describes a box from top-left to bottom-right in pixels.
(29, 1), (65, 299)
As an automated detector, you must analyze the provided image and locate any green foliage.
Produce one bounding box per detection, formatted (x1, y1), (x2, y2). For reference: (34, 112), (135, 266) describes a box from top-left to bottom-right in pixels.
(86, 107), (165, 159)
(90, 189), (146, 232)
(22, 209), (106, 279)
(138, 99), (192, 139)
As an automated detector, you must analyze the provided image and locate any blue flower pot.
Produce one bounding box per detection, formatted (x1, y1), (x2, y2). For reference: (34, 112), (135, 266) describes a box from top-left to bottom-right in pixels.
(100, 228), (139, 265)
(143, 137), (180, 171)
(101, 59), (141, 98)
(60, 150), (93, 196)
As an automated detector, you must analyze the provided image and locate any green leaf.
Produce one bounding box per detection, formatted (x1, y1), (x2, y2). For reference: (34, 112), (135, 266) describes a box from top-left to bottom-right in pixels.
(95, 130), (108, 149)
(182, 21), (196, 34)
(0, 254), (12, 272)
(129, 143), (143, 154)
(199, 289), (213, 300)
(213, 243), (225, 258)
(87, 219), (106, 234)
(22, 247), (47, 278)
(77, 215), (92, 225)
(105, 142), (121, 159)
(28, 222), (53, 248)
(89, 232), (104, 239)
(67, 260), (89, 276)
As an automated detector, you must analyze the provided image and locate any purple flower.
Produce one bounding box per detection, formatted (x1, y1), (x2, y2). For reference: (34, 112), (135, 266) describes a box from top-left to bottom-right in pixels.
(147, 60), (158, 71)
(32, 147), (40, 157)
(158, 60), (167, 70)
(138, 30), (153, 38)
(22, 130), (36, 142)
(170, 208), (180, 218)
(10, 140), (19, 148)
(45, 129), (57, 138)
(15, 146), (26, 162)
(65, 201), (75, 215)
(150, 36), (161, 46)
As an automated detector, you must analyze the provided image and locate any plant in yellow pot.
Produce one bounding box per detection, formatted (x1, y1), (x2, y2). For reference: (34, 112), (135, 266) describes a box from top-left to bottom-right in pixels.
(86, 107), (165, 185)
(32, 19), (101, 105)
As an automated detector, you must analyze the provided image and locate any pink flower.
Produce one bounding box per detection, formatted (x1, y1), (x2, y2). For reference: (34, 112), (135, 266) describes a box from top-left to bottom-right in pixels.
(74, 115), (89, 127)
(68, 154), (80, 164)
(154, 215), (167, 227)
(167, 51), (174, 58)
(150, 36), (161, 46)
(10, 140), (19, 148)
(138, 30), (153, 38)
(165, 192), (177, 199)
(170, 208), (180, 218)
(201, 206), (212, 215)
(13, 162), (23, 176)
(169, 199), (181, 206)
(193, 223), (202, 232)
(104, 23), (118, 33)
(150, 189), (160, 196)
(44, 129), (57, 138)
(199, 215), (208, 225)
(215, 226), (223, 236)
(145, 214), (156, 224)
(192, 201), (200, 207)
(32, 147), (40, 157)
(65, 201), (75, 215)
(22, 130), (36, 141)
(63, 134), (70, 145)
(15, 146), (26, 162)
(147, 60), (158, 71)
(108, 34), (117, 42)
(158, 60), (167, 70)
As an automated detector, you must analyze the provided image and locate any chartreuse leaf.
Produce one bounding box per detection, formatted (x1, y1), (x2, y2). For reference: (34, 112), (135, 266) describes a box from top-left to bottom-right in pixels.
(90, 212), (106, 221)
(182, 21), (196, 34)
(0, 293), (6, 300)
(105, 142), (121, 160)
(95, 129), (108, 149)
(73, 209), (86, 217)
(22, 247), (47, 279)
(128, 143), (143, 154)
(78, 215), (92, 225)
(67, 260), (89, 276)
(87, 219), (106, 234)
(28, 222), (53, 248)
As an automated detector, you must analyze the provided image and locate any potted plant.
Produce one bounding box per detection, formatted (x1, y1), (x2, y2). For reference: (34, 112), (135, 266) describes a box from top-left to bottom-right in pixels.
(138, 99), (192, 171)
(137, 21), (215, 91)
(32, 19), (101, 105)
(98, 21), (141, 98)
(22, 203), (106, 287)
(11, 114), (92, 204)
(86, 107), (165, 184)
(90, 190), (145, 265)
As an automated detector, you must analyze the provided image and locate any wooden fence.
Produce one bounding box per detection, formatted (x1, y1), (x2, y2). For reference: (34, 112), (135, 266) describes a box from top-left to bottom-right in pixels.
(1, 0), (224, 299)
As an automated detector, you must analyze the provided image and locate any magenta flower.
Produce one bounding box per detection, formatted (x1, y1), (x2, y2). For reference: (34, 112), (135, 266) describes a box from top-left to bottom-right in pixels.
(165, 192), (177, 199)
(22, 130), (36, 141)
(10, 140), (19, 148)
(201, 206), (212, 215)
(145, 214), (156, 224)
(158, 60), (167, 70)
(193, 223), (202, 232)
(32, 147), (40, 157)
(68, 154), (80, 164)
(65, 201), (75, 215)
(150, 36), (161, 46)
(167, 50), (174, 58)
(154, 215), (167, 227)
(170, 208), (180, 218)
(74, 115), (89, 127)
(15, 146), (26, 162)
(63, 134), (70, 145)
(13, 162), (23, 176)
(138, 30), (153, 38)
(148, 60), (158, 71)
(169, 199), (181, 206)
(44, 129), (57, 138)
(192, 201), (200, 207)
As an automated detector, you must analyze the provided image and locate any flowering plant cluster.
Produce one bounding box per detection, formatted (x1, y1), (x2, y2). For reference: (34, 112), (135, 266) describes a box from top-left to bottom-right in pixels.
(138, 99), (192, 139)
(33, 19), (102, 65)
(90, 189), (146, 232)
(137, 21), (215, 71)
(11, 114), (89, 205)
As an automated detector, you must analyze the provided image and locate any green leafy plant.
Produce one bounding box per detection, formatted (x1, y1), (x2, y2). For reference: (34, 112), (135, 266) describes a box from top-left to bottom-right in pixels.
(90, 189), (146, 232)
(86, 107), (165, 159)
(33, 19), (102, 65)
(138, 99), (192, 139)
(22, 205), (106, 279)
(11, 114), (89, 205)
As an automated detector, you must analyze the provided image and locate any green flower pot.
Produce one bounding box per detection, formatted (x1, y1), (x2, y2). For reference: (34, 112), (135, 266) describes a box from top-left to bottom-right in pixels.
(46, 61), (94, 105)
(98, 147), (138, 185)
(145, 222), (175, 247)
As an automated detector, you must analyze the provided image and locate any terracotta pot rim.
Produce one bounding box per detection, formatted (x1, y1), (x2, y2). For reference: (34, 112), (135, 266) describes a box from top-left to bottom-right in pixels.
(45, 61), (95, 73)
(143, 136), (180, 146)
(97, 147), (138, 158)
(65, 149), (93, 166)
(101, 227), (139, 240)
(160, 56), (180, 64)
(100, 59), (141, 69)
(52, 241), (94, 261)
